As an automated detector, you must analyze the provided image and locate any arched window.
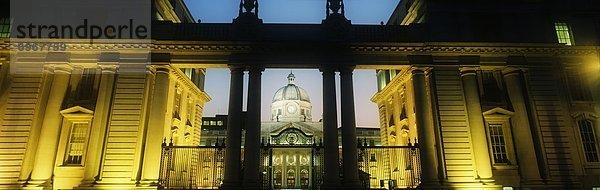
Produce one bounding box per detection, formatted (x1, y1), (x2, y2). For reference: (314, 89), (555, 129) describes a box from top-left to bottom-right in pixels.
(300, 169), (309, 187)
(577, 119), (599, 162)
(287, 169), (295, 187)
(274, 170), (282, 188)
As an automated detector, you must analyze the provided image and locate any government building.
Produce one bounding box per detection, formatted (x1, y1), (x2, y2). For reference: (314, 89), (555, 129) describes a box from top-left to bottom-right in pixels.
(0, 0), (599, 189)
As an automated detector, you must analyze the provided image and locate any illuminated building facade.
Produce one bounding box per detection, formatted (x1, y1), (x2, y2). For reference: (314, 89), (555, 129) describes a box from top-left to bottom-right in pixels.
(0, 0), (212, 189)
(0, 0), (599, 189)
(373, 0), (600, 189)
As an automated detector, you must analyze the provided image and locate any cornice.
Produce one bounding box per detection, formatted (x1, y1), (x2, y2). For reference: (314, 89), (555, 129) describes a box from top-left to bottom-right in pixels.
(371, 68), (412, 103)
(168, 65), (212, 103)
(1, 39), (597, 59)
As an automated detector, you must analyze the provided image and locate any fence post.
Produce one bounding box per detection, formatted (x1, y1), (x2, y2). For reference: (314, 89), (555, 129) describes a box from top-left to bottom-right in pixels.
(158, 138), (167, 188)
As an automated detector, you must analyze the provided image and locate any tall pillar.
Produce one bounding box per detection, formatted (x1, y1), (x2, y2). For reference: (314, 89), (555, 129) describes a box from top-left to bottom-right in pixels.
(320, 66), (341, 187)
(502, 67), (542, 183)
(29, 63), (73, 186)
(82, 59), (118, 184)
(243, 66), (263, 188)
(460, 68), (494, 180)
(141, 65), (170, 184)
(222, 66), (245, 189)
(339, 66), (361, 187)
(411, 68), (439, 185)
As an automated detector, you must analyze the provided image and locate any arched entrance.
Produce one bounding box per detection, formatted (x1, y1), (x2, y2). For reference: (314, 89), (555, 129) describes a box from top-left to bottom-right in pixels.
(260, 127), (324, 189)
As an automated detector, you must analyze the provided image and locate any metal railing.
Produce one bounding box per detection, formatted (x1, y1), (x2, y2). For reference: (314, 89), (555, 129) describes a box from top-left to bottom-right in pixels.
(159, 142), (225, 189)
(358, 140), (421, 189)
(259, 142), (324, 190)
(158, 141), (420, 189)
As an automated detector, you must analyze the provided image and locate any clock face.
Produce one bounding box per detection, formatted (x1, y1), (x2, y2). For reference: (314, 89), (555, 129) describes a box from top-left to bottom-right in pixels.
(287, 105), (297, 114)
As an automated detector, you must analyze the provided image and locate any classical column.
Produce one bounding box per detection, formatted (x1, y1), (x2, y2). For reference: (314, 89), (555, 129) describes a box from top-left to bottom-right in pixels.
(502, 67), (542, 182)
(320, 66), (341, 187)
(222, 66), (245, 189)
(460, 67), (494, 180)
(339, 66), (361, 187)
(82, 60), (118, 184)
(243, 66), (263, 188)
(141, 65), (170, 184)
(29, 63), (73, 185)
(411, 68), (439, 185)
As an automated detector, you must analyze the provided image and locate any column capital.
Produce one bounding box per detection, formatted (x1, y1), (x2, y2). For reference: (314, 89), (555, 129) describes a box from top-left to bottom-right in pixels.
(502, 67), (528, 77)
(154, 65), (171, 74)
(229, 65), (245, 73)
(338, 65), (355, 75)
(246, 65), (265, 73)
(319, 65), (337, 73)
(99, 63), (119, 74)
(98, 52), (120, 74)
(44, 52), (73, 74)
(45, 63), (74, 74)
(459, 67), (480, 76)
(410, 66), (430, 75)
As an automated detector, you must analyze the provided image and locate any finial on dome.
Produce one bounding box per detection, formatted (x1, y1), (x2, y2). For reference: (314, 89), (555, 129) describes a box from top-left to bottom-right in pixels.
(288, 70), (295, 85)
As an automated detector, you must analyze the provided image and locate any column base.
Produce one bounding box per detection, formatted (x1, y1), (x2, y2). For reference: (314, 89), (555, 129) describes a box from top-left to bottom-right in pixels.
(241, 181), (261, 190)
(321, 181), (342, 189)
(135, 179), (159, 187)
(341, 180), (365, 190)
(84, 180), (138, 189)
(24, 179), (51, 189)
(476, 177), (496, 185)
(521, 179), (547, 186)
(422, 181), (501, 190)
(221, 182), (241, 190)
(76, 178), (99, 188)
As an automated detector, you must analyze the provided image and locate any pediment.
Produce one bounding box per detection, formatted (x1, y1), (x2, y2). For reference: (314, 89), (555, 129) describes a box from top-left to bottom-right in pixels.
(60, 106), (94, 115)
(60, 106), (94, 119)
(571, 112), (599, 120)
(483, 107), (514, 116)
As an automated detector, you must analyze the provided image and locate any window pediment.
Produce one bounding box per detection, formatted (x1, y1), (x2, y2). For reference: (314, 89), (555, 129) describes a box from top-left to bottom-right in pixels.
(483, 107), (514, 117)
(60, 106), (94, 119)
(571, 112), (598, 120)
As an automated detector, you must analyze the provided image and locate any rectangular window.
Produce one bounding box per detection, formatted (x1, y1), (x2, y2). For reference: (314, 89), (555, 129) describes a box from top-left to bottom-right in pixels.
(565, 67), (592, 101)
(65, 122), (90, 165)
(186, 100), (193, 123)
(376, 70), (394, 91)
(477, 70), (510, 109)
(555, 22), (574, 46)
(75, 68), (98, 101)
(0, 18), (10, 38)
(173, 91), (182, 118)
(390, 69), (398, 80)
(578, 119), (599, 162)
(183, 68), (193, 79)
(489, 124), (510, 164)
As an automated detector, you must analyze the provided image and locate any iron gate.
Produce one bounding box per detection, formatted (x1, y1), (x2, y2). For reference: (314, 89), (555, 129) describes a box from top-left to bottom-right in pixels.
(158, 142), (225, 189)
(259, 142), (324, 190)
(158, 141), (420, 189)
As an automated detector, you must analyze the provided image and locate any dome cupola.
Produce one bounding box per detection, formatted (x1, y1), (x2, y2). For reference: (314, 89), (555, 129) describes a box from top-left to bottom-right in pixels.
(271, 71), (312, 122)
(272, 72), (311, 103)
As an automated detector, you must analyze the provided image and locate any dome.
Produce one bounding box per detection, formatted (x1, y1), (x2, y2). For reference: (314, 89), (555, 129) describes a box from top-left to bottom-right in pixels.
(272, 72), (311, 103)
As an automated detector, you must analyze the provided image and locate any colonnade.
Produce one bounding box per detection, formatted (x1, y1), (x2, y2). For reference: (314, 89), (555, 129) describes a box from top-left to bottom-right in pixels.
(220, 65), (440, 189)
